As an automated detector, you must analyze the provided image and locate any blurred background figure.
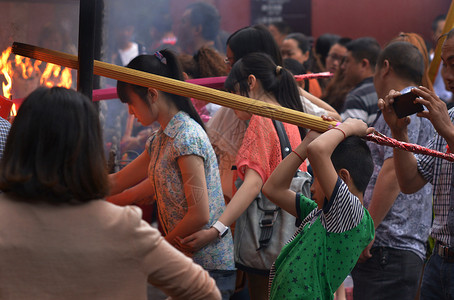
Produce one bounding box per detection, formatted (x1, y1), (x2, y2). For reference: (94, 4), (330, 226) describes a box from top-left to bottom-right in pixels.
(38, 22), (77, 55)
(109, 17), (146, 67)
(146, 13), (178, 53)
(314, 33), (341, 71)
(179, 46), (228, 121)
(267, 21), (292, 48)
(325, 37), (350, 74)
(340, 37), (381, 125)
(281, 32), (322, 97)
(178, 2), (225, 55)
(393, 32), (434, 92)
(430, 14), (452, 102)
(322, 37), (353, 112)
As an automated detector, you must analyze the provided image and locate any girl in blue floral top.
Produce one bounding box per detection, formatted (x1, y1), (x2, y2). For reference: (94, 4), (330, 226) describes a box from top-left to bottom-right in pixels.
(107, 51), (235, 299)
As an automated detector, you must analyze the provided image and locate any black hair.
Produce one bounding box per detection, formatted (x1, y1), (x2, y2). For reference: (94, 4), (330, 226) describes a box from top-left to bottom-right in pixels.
(117, 50), (205, 131)
(346, 37), (381, 72)
(285, 33), (311, 53)
(187, 2), (220, 41)
(225, 52), (306, 137)
(269, 21), (293, 35)
(337, 37), (352, 47)
(227, 24), (283, 66)
(377, 41), (424, 85)
(432, 14), (446, 33)
(0, 87), (108, 203)
(315, 33), (341, 65)
(283, 58), (307, 76)
(331, 136), (373, 193)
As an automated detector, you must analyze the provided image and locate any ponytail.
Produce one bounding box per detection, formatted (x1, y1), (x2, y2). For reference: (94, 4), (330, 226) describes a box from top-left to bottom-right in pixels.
(225, 52), (306, 138)
(276, 67), (307, 139)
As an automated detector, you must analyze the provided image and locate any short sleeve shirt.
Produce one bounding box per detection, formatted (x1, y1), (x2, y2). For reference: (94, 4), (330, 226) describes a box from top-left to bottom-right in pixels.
(235, 115), (306, 183)
(416, 108), (454, 246)
(0, 117), (10, 159)
(364, 113), (433, 259)
(341, 77), (379, 126)
(269, 178), (374, 299)
(146, 111), (234, 270)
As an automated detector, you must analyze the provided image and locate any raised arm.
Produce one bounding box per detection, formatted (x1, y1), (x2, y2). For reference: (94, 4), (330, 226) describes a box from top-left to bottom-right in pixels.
(307, 119), (372, 200)
(263, 131), (318, 216)
(378, 90), (428, 193)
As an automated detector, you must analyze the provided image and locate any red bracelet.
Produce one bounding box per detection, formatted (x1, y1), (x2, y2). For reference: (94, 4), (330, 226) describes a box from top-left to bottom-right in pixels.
(332, 127), (346, 140)
(292, 150), (304, 161)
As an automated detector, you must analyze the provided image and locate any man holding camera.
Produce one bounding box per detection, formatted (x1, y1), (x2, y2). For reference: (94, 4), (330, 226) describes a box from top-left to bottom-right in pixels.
(351, 41), (434, 300)
(379, 29), (454, 298)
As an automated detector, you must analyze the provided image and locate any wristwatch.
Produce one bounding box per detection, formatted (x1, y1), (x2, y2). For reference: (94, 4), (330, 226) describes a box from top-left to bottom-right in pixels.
(211, 221), (229, 238)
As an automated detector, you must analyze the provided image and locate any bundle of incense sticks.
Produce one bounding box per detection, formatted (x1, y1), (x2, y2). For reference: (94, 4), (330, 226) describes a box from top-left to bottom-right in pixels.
(90, 71), (333, 102)
(11, 42), (454, 162)
(11, 42), (337, 132)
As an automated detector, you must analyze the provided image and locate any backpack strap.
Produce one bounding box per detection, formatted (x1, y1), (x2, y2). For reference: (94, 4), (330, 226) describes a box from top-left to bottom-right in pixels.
(256, 120), (293, 250)
(272, 120), (292, 159)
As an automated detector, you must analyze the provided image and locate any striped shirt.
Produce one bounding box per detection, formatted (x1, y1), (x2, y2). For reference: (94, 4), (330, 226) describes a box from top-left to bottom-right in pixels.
(0, 117), (10, 159)
(416, 108), (454, 246)
(269, 178), (374, 299)
(341, 77), (379, 126)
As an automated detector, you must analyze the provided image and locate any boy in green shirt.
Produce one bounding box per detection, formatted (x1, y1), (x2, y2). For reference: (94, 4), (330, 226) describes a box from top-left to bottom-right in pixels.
(263, 118), (375, 299)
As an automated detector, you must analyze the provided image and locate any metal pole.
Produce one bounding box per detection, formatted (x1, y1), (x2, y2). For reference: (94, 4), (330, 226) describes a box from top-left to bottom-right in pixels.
(77, 0), (98, 100)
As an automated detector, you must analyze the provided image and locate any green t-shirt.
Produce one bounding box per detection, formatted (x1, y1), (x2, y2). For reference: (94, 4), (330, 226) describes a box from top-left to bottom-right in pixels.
(270, 178), (374, 299)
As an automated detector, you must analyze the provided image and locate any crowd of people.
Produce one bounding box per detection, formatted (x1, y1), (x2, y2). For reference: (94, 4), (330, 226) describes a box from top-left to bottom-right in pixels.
(1, 2), (454, 300)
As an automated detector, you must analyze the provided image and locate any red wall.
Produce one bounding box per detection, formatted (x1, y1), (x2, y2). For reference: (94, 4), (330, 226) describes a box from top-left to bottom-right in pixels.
(312, 0), (451, 46)
(170, 0), (451, 47)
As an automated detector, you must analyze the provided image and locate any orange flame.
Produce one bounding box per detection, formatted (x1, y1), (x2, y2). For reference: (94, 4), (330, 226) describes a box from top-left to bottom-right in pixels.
(40, 62), (72, 88)
(0, 47), (13, 99)
(10, 103), (17, 117)
(0, 46), (73, 116)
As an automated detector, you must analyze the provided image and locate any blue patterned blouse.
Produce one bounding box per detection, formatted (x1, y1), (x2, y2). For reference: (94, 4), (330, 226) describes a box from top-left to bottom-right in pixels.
(146, 111), (234, 270)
